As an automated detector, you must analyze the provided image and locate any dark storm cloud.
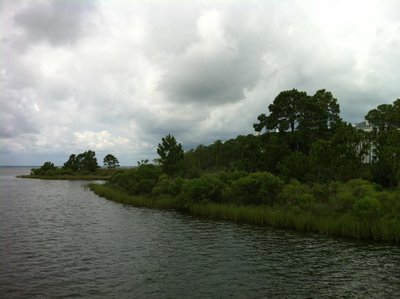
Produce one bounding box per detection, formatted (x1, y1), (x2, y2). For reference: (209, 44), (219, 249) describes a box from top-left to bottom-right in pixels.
(159, 9), (264, 105)
(161, 53), (262, 105)
(2, 0), (400, 166)
(13, 0), (96, 45)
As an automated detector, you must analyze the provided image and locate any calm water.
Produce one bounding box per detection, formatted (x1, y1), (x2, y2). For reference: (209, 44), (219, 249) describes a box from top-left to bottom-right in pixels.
(1, 167), (399, 298)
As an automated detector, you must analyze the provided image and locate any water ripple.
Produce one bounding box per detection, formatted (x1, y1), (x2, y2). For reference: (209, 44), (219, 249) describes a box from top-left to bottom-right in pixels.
(1, 167), (400, 298)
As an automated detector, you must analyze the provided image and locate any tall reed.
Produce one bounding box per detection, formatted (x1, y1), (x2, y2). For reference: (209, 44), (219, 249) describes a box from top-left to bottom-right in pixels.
(89, 184), (400, 244)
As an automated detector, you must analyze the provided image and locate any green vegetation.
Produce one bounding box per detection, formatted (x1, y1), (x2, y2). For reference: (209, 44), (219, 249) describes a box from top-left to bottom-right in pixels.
(91, 167), (400, 243)
(89, 184), (180, 209)
(62, 150), (99, 172)
(103, 154), (120, 169)
(184, 91), (399, 187)
(22, 89), (400, 243)
(25, 151), (121, 180)
(89, 91), (400, 244)
(157, 134), (184, 176)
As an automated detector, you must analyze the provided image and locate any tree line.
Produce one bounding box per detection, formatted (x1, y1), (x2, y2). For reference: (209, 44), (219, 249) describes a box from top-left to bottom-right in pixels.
(33, 88), (399, 188)
(100, 89), (400, 243)
(177, 89), (399, 188)
(31, 150), (120, 176)
(30, 88), (400, 242)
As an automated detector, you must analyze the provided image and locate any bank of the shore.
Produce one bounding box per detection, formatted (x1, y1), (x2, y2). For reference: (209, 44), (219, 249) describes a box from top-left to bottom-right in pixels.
(89, 183), (400, 245)
(18, 174), (111, 180)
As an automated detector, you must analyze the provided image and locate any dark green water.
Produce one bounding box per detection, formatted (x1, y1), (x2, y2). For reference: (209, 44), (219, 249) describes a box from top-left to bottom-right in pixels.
(1, 167), (399, 298)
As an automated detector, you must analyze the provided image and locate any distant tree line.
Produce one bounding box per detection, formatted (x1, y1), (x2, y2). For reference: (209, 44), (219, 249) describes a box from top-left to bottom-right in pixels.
(32, 151), (119, 176)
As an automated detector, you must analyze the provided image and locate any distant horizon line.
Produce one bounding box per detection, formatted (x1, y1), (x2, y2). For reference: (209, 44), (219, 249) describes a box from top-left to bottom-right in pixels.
(0, 165), (135, 168)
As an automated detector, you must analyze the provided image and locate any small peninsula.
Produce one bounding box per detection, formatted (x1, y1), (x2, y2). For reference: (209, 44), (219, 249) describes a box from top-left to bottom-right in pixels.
(24, 90), (400, 244)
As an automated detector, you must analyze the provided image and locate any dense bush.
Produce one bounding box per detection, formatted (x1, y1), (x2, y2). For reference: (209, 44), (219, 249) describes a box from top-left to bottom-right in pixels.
(277, 152), (310, 182)
(353, 195), (381, 218)
(327, 179), (378, 212)
(215, 170), (248, 184)
(228, 172), (284, 205)
(376, 191), (399, 218)
(181, 174), (225, 203)
(107, 166), (400, 222)
(345, 179), (377, 198)
(278, 180), (315, 208)
(110, 164), (161, 195)
(31, 162), (57, 175)
(152, 175), (184, 196)
(100, 167), (400, 244)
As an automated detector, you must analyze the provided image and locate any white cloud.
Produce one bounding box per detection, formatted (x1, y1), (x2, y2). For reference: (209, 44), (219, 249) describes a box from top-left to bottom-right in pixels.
(1, 0), (400, 165)
(73, 130), (131, 151)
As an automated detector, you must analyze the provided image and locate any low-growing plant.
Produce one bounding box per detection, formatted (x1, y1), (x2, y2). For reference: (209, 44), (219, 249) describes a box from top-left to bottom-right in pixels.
(374, 191), (398, 217)
(152, 176), (184, 196)
(31, 161), (58, 176)
(181, 174), (225, 203)
(345, 179), (377, 198)
(328, 179), (378, 212)
(353, 195), (381, 219)
(278, 180), (315, 208)
(109, 164), (161, 195)
(215, 170), (248, 184)
(331, 189), (355, 211)
(310, 183), (329, 203)
(229, 172), (283, 205)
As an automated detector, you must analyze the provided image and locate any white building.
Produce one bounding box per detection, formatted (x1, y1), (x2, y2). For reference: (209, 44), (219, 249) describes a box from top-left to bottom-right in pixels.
(354, 121), (377, 163)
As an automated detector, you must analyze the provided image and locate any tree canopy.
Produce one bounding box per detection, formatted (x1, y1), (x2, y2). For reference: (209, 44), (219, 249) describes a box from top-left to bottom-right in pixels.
(157, 134), (184, 176)
(254, 89), (308, 133)
(364, 99), (400, 187)
(183, 90), (398, 187)
(63, 150), (99, 172)
(103, 154), (120, 169)
(31, 161), (57, 175)
(365, 99), (400, 131)
(254, 88), (341, 137)
(28, 89), (399, 188)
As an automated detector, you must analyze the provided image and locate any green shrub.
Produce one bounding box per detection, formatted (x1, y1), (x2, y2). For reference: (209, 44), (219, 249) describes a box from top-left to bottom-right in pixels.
(181, 174), (225, 203)
(216, 170), (248, 184)
(31, 161), (58, 175)
(59, 168), (74, 175)
(331, 189), (355, 211)
(374, 191), (398, 217)
(277, 151), (310, 182)
(345, 179), (377, 198)
(353, 195), (381, 218)
(328, 179), (378, 212)
(109, 164), (161, 195)
(278, 180), (315, 208)
(229, 172), (283, 205)
(310, 183), (329, 203)
(152, 176), (184, 196)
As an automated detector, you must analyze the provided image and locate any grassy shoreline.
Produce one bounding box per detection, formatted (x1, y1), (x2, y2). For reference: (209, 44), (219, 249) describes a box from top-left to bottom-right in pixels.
(89, 183), (400, 245)
(18, 174), (111, 180)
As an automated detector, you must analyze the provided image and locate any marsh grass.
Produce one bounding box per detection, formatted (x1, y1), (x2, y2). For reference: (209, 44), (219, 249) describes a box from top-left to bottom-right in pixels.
(89, 184), (180, 209)
(190, 203), (400, 243)
(89, 184), (400, 244)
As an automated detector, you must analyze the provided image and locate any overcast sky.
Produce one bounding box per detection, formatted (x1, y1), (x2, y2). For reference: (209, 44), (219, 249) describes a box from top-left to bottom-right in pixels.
(1, 0), (400, 166)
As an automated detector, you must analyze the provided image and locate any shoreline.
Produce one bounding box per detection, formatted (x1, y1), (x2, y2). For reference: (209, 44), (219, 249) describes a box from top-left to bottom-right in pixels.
(18, 174), (111, 180)
(89, 183), (400, 245)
